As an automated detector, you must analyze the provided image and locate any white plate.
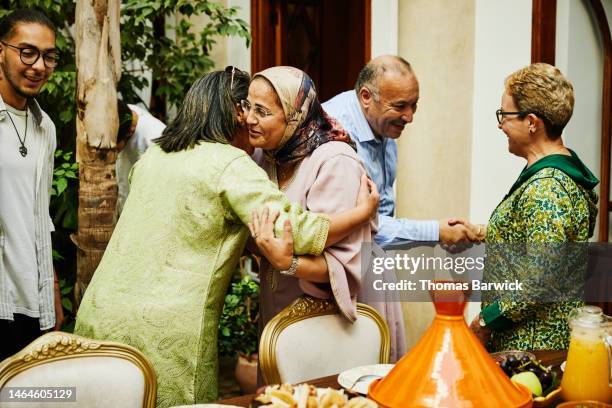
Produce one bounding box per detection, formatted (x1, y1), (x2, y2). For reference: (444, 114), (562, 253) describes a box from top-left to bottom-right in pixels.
(560, 360), (566, 372)
(337, 364), (394, 395)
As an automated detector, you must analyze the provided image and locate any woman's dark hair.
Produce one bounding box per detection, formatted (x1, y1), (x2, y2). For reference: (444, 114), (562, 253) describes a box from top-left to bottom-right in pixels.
(155, 68), (250, 152)
(0, 9), (56, 41)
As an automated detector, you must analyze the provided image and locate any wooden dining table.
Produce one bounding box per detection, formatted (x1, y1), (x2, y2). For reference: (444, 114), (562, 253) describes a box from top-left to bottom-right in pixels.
(216, 349), (567, 407)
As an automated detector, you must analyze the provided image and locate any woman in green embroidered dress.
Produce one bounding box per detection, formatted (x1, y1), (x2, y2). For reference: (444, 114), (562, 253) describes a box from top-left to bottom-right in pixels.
(74, 68), (379, 408)
(469, 63), (598, 351)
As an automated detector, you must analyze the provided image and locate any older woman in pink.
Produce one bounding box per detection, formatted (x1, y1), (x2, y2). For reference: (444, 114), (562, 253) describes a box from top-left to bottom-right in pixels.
(245, 66), (405, 362)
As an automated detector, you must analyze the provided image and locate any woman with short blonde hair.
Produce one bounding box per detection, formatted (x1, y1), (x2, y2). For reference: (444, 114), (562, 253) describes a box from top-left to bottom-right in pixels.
(470, 63), (598, 351)
(504, 62), (574, 138)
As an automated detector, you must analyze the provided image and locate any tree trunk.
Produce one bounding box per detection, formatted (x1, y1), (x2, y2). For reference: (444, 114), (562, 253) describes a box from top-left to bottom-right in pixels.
(74, 0), (121, 307)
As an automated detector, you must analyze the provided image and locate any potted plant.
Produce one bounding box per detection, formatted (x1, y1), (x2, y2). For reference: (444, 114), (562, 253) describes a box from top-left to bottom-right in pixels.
(218, 260), (260, 394)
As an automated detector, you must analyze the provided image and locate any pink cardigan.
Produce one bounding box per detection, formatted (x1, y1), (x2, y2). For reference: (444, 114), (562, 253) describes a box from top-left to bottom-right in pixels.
(255, 141), (406, 361)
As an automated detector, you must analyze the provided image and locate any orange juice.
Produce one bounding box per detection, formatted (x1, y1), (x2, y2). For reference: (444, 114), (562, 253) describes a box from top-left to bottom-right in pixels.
(561, 330), (612, 402)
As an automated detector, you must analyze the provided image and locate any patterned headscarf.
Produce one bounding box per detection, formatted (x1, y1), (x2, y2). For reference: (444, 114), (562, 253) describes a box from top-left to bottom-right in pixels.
(253, 66), (356, 165)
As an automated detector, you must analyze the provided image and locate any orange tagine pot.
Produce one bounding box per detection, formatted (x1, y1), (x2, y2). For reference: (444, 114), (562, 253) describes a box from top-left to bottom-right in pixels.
(368, 286), (533, 407)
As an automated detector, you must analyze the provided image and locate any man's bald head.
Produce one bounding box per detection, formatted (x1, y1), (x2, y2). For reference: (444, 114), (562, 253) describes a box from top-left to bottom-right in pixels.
(354, 55), (419, 138)
(354, 55), (414, 98)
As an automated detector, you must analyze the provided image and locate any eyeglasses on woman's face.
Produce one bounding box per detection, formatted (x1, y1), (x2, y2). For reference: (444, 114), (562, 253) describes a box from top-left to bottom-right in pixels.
(240, 99), (274, 120)
(496, 108), (527, 125)
(0, 41), (59, 68)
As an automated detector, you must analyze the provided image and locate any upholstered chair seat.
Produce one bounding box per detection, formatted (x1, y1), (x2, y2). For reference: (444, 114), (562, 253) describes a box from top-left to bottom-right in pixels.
(0, 332), (156, 408)
(259, 296), (390, 385)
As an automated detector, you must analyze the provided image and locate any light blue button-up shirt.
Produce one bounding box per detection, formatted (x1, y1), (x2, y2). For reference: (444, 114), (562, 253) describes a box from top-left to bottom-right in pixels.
(323, 90), (439, 247)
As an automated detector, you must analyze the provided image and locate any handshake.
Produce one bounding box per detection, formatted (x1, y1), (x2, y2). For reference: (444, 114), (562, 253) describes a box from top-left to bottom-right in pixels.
(439, 218), (487, 245)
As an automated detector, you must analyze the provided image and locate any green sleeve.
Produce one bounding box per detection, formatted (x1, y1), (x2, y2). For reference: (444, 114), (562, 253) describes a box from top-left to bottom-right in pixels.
(218, 155), (329, 256)
(481, 302), (514, 330)
(490, 177), (571, 325)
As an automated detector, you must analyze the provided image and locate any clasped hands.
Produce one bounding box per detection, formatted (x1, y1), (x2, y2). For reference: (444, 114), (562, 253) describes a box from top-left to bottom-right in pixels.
(439, 218), (487, 248)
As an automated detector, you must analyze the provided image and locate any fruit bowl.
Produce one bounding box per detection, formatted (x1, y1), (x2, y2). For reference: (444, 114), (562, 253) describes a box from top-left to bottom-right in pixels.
(490, 350), (536, 364)
(491, 350), (560, 403)
(532, 386), (562, 407)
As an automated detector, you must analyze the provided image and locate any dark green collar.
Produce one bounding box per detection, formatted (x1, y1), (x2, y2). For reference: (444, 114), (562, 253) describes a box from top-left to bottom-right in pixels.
(505, 149), (599, 198)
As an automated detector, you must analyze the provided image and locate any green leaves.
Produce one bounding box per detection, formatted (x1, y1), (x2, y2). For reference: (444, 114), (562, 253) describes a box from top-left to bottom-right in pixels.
(120, 0), (251, 111)
(52, 249), (64, 261)
(58, 278), (74, 322)
(61, 297), (73, 313)
(50, 149), (79, 231)
(218, 272), (260, 358)
(5, 0), (252, 333)
(54, 178), (68, 196)
(52, 150), (78, 197)
(39, 70), (76, 129)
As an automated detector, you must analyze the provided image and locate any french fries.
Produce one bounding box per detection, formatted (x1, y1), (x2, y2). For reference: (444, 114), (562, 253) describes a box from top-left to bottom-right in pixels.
(255, 383), (378, 408)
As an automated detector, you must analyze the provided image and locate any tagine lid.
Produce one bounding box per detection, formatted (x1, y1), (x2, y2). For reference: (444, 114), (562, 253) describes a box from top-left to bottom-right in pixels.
(368, 288), (533, 408)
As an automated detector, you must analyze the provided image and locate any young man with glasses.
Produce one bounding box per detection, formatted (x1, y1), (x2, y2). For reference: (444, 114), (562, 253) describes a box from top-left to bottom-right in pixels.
(0, 9), (63, 359)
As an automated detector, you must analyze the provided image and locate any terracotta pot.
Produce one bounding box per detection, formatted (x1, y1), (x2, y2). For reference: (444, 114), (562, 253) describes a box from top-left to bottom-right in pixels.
(368, 285), (533, 407)
(235, 353), (258, 394)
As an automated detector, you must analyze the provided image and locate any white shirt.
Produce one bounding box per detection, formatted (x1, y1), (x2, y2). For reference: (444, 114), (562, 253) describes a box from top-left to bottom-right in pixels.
(0, 104), (40, 317)
(116, 104), (165, 214)
(0, 96), (56, 329)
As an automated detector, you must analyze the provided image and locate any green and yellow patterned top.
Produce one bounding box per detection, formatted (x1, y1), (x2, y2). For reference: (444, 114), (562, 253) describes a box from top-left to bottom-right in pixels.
(74, 143), (329, 407)
(481, 149), (598, 351)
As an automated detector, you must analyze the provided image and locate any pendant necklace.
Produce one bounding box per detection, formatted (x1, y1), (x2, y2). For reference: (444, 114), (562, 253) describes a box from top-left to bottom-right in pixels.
(5, 109), (28, 157)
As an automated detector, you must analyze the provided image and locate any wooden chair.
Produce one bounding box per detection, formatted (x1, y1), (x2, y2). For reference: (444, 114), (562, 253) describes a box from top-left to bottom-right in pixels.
(0, 332), (157, 408)
(259, 296), (390, 385)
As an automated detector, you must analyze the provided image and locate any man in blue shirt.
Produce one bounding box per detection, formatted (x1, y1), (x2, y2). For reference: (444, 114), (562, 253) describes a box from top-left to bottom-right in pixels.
(323, 55), (479, 248)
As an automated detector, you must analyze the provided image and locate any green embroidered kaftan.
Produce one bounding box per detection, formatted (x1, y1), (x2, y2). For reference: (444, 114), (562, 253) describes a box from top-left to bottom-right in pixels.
(75, 143), (328, 407)
(481, 151), (598, 351)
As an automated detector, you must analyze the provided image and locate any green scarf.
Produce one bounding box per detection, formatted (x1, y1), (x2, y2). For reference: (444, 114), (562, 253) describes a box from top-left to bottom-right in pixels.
(505, 148), (599, 198)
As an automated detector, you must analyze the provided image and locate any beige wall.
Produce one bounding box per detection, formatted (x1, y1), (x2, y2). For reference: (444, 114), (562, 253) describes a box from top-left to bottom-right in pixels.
(469, 0), (531, 225)
(396, 0), (475, 221)
(185, 2), (228, 71)
(187, 0), (251, 73)
(396, 0), (476, 349)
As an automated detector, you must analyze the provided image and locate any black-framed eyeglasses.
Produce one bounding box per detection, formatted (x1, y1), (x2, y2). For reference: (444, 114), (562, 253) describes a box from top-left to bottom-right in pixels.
(240, 99), (274, 119)
(225, 65), (236, 90)
(0, 41), (59, 68)
(496, 108), (528, 124)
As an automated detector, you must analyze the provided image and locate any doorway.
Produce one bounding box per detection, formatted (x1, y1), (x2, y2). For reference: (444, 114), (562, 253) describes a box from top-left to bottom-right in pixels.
(250, 0), (371, 102)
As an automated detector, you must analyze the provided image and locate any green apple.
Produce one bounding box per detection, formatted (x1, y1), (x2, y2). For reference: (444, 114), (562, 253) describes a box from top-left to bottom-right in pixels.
(511, 371), (543, 397)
